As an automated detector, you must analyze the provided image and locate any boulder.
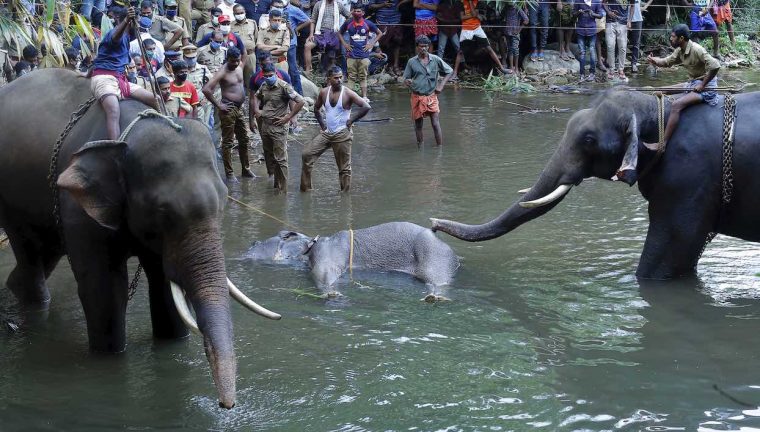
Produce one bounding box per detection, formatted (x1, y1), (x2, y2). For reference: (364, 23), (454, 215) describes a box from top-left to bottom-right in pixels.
(300, 74), (320, 100)
(522, 50), (580, 75)
(543, 75), (570, 86)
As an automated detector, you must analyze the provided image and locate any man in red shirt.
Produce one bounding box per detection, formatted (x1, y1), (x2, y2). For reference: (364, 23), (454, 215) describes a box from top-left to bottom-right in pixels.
(169, 59), (200, 118)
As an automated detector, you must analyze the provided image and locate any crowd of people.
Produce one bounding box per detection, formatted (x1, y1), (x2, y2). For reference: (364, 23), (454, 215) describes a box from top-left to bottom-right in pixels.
(0, 0), (732, 192)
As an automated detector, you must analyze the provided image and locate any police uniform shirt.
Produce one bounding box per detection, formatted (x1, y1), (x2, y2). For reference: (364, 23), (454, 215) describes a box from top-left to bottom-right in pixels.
(255, 78), (304, 121)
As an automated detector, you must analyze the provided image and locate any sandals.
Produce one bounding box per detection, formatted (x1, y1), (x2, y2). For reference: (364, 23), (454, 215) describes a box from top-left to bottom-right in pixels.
(538, 52), (545, 61)
(530, 51), (538, 62)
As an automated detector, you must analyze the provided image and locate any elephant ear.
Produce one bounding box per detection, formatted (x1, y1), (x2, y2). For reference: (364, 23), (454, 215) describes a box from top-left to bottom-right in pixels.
(57, 140), (128, 230)
(613, 113), (641, 186)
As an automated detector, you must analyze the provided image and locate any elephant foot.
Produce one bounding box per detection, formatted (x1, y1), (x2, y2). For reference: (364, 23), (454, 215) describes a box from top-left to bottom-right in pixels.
(7, 281), (51, 311)
(421, 294), (451, 303)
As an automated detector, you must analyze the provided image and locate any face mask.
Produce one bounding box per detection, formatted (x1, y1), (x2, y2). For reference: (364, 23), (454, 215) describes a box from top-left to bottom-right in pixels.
(234, 13), (246, 21)
(175, 72), (188, 81)
(352, 12), (362, 19)
(165, 9), (177, 18)
(127, 72), (137, 82)
(184, 57), (197, 67)
(210, 41), (221, 50)
(145, 50), (155, 59)
(212, 16), (220, 25)
(265, 75), (277, 86)
(220, 24), (231, 33)
(270, 22), (280, 30)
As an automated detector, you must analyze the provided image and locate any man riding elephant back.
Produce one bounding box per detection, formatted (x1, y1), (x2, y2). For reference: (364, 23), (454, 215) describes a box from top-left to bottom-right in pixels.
(90, 5), (159, 141)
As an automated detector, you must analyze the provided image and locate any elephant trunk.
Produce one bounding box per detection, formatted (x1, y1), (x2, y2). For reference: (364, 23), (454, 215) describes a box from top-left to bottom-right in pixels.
(432, 150), (577, 241)
(165, 219), (237, 409)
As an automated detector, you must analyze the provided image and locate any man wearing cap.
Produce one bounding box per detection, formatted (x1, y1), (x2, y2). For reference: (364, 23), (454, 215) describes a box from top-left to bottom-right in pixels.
(183, 44), (213, 126)
(196, 7), (223, 43)
(251, 62), (305, 193)
(232, 3), (259, 87)
(403, 34), (453, 147)
(256, 9), (291, 71)
(156, 49), (182, 80)
(163, 0), (191, 50)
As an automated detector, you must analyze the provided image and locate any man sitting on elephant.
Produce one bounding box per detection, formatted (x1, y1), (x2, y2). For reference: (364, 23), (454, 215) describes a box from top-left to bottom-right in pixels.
(90, 5), (159, 141)
(615, 23), (719, 182)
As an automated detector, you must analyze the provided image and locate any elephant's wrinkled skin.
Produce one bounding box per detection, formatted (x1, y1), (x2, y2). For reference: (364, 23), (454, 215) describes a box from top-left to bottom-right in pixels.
(245, 222), (460, 287)
(0, 69), (243, 408)
(433, 89), (760, 280)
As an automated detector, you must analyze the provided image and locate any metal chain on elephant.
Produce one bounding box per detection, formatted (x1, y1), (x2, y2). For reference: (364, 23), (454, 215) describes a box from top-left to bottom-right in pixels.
(697, 94), (738, 262)
(48, 104), (182, 302)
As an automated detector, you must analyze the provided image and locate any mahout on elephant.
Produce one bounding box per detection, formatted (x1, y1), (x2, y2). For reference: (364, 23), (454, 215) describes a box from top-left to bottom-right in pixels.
(245, 222), (460, 293)
(0, 69), (280, 409)
(432, 89), (760, 280)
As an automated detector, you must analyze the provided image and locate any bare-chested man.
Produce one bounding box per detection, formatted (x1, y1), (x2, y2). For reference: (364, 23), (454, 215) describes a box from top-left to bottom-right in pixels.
(202, 46), (253, 182)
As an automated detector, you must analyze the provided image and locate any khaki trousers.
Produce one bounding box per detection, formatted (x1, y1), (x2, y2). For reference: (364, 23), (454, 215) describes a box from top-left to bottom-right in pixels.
(178, 0), (192, 32)
(261, 120), (289, 192)
(220, 106), (250, 176)
(346, 57), (369, 92)
(300, 128), (353, 192)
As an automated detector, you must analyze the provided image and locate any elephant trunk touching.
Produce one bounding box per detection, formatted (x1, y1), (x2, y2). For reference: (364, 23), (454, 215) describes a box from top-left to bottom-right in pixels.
(165, 219), (237, 409)
(432, 150), (577, 241)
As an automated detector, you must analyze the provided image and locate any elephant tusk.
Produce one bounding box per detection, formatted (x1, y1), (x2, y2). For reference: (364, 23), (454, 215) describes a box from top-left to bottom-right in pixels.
(227, 278), (282, 321)
(170, 282), (202, 335)
(519, 184), (573, 208)
(517, 187), (531, 194)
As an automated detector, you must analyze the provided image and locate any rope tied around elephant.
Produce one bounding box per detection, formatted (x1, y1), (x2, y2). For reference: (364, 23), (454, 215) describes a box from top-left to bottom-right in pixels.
(48, 103), (184, 302)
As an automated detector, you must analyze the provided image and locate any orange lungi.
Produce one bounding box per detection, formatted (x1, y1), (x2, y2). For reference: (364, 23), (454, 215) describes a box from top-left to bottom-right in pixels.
(712, 2), (732, 25)
(410, 93), (440, 120)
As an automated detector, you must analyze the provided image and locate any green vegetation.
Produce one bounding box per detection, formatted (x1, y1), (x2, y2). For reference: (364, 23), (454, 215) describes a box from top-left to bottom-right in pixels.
(466, 71), (536, 93)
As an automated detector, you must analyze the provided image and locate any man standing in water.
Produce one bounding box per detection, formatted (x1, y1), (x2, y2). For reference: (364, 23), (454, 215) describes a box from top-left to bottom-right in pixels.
(300, 66), (371, 193)
(402, 35), (453, 147)
(203, 46), (255, 182)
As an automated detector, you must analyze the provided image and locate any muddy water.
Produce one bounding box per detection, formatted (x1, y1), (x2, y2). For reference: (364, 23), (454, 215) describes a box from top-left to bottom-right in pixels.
(2, 71), (760, 431)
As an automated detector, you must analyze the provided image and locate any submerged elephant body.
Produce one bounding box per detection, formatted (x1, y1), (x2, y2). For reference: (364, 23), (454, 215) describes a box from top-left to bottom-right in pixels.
(433, 89), (760, 280)
(246, 222), (460, 287)
(0, 69), (276, 408)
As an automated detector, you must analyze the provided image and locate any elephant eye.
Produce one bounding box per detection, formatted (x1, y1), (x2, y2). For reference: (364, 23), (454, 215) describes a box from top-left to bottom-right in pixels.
(583, 135), (595, 146)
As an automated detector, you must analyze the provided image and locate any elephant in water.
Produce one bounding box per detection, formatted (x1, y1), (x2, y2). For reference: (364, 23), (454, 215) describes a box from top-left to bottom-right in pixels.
(245, 222), (460, 296)
(432, 89), (760, 280)
(0, 69), (280, 409)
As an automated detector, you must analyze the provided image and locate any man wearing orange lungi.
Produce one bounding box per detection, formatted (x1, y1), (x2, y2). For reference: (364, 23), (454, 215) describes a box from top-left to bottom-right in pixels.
(402, 35), (453, 148)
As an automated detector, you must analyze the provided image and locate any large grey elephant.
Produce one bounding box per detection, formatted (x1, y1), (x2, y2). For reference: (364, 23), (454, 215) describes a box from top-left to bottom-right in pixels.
(245, 222), (460, 289)
(432, 89), (760, 280)
(0, 69), (279, 409)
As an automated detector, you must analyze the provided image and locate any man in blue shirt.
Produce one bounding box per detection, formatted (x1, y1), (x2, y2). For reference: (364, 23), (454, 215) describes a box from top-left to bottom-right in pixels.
(369, 0), (409, 74)
(340, 5), (383, 101)
(90, 5), (158, 140)
(238, 0), (273, 23)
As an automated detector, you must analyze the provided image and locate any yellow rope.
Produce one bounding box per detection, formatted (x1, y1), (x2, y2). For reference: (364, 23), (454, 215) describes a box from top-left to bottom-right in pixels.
(227, 196), (313, 237)
(349, 228), (354, 279)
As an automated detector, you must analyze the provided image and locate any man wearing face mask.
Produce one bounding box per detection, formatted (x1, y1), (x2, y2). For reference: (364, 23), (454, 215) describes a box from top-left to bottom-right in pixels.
(198, 30), (228, 73)
(197, 15), (249, 67)
(139, 39), (161, 76)
(251, 62), (305, 193)
(169, 59), (201, 118)
(130, 15), (167, 63)
(127, 55), (153, 88)
(256, 9), (290, 71)
(183, 44), (213, 124)
(163, 0), (191, 50)
(196, 7), (224, 42)
(140, 0), (185, 48)
(156, 50), (182, 80)
(231, 3), (259, 87)
(203, 47), (255, 182)
(339, 5), (382, 101)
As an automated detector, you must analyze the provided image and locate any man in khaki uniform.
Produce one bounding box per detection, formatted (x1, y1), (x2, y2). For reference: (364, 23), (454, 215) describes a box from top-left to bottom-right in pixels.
(192, 0), (215, 27)
(198, 31), (228, 145)
(255, 9), (290, 72)
(231, 3), (258, 87)
(183, 44), (213, 128)
(142, 2), (184, 48)
(196, 7), (223, 42)
(251, 63), (305, 193)
(163, 0), (191, 50)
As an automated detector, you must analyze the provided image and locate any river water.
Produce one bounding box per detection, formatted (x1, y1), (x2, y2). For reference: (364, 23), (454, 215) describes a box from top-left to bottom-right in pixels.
(3, 71), (760, 431)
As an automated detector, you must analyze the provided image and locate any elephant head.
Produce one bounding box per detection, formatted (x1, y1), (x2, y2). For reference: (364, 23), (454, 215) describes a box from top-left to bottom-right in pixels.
(56, 112), (278, 409)
(432, 90), (665, 241)
(246, 231), (312, 263)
